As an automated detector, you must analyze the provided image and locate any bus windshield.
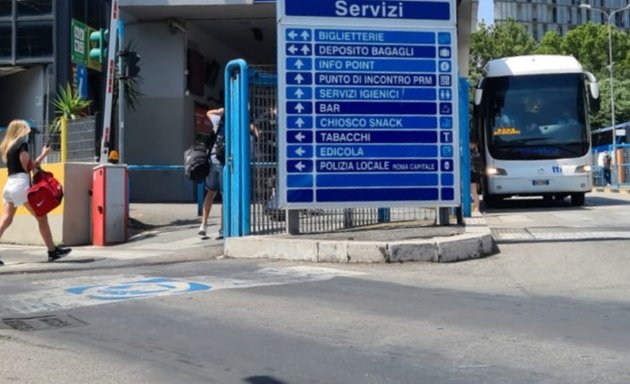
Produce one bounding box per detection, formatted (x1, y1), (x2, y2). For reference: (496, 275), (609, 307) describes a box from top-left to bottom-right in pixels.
(484, 74), (589, 160)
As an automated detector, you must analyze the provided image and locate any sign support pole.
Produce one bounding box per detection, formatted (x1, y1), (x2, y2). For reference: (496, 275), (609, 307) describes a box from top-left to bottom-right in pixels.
(117, 20), (125, 164)
(99, 0), (119, 164)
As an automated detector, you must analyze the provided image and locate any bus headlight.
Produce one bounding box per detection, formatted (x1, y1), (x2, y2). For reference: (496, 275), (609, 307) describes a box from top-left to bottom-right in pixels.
(575, 165), (592, 173)
(486, 167), (507, 176)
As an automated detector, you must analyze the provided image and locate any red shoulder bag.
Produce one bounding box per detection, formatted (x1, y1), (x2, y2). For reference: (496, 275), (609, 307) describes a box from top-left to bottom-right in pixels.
(27, 168), (64, 216)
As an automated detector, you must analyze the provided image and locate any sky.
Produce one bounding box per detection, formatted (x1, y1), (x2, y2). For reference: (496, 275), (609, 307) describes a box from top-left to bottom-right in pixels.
(478, 0), (494, 25)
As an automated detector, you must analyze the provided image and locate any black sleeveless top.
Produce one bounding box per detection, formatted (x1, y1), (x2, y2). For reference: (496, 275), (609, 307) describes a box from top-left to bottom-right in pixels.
(6, 140), (28, 175)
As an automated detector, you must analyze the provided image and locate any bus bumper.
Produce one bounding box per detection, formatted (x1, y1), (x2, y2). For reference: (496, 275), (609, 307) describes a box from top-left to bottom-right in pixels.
(487, 174), (592, 196)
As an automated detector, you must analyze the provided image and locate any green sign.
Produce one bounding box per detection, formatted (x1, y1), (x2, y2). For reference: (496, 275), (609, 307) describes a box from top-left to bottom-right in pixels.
(71, 19), (88, 65)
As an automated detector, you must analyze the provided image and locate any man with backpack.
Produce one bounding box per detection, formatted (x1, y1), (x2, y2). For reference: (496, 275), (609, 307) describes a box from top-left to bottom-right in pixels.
(198, 105), (225, 239)
(603, 150), (612, 186)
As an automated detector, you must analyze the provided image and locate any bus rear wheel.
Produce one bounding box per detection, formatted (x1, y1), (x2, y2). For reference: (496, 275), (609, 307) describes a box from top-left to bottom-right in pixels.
(571, 193), (585, 206)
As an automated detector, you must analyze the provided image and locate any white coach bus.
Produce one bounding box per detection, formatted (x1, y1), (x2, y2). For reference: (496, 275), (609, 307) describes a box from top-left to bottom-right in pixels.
(473, 55), (600, 207)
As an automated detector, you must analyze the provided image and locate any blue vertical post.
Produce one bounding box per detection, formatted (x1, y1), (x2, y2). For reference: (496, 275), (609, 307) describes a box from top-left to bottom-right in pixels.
(197, 182), (204, 216)
(460, 77), (471, 217)
(224, 59), (251, 237)
(377, 208), (390, 223)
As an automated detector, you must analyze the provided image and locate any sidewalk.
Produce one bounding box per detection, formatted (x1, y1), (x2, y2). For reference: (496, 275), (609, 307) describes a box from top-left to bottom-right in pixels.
(593, 185), (630, 193)
(0, 203), (495, 275)
(0, 203), (224, 275)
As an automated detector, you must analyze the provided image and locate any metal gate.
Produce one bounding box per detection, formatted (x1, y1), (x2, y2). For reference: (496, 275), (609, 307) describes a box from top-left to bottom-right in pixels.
(246, 65), (438, 235)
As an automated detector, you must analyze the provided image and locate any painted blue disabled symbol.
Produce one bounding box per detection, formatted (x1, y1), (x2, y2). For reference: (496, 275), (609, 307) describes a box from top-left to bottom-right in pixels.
(66, 277), (211, 301)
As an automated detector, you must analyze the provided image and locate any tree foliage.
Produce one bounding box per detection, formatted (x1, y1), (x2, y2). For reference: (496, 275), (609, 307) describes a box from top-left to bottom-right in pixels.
(469, 20), (536, 81)
(469, 21), (630, 129)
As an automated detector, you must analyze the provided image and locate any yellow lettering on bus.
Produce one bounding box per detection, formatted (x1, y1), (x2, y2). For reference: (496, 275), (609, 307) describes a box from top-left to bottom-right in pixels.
(493, 127), (521, 135)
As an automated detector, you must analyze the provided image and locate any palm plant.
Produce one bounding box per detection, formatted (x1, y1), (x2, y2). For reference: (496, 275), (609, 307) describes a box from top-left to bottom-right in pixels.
(51, 83), (92, 133)
(115, 40), (144, 111)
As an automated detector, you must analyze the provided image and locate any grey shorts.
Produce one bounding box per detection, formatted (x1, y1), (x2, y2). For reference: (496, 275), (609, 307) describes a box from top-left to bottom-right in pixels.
(205, 162), (223, 192)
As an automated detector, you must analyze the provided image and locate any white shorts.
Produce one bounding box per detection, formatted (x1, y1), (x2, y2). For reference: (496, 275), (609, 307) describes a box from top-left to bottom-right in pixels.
(3, 173), (30, 206)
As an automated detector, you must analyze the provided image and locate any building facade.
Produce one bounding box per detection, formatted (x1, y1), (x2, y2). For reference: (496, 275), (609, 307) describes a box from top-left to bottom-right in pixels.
(2, 0), (478, 203)
(0, 0), (110, 127)
(495, 0), (630, 41)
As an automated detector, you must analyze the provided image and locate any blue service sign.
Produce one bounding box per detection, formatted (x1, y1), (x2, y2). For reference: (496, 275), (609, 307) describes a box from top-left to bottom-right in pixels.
(283, 0), (450, 21)
(278, 0), (459, 208)
(75, 64), (88, 99)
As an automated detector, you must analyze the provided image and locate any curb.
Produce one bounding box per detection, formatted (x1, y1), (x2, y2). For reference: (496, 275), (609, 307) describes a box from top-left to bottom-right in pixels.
(0, 226), (224, 275)
(225, 215), (496, 263)
(0, 253), (217, 276)
(593, 186), (630, 194)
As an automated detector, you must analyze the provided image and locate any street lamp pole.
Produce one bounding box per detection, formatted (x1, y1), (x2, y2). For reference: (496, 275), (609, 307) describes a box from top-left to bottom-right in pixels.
(579, 3), (630, 180)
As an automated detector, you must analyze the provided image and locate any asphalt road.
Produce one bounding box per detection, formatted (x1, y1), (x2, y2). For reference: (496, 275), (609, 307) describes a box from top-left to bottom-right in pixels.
(1, 191), (630, 383)
(1, 243), (629, 384)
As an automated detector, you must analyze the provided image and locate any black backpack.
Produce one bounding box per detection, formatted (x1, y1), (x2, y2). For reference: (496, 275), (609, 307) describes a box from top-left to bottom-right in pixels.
(214, 118), (226, 165)
(184, 142), (210, 182)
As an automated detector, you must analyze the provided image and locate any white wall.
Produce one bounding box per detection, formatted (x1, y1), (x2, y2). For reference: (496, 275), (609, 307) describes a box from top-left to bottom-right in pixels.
(124, 20), (243, 202)
(0, 66), (46, 127)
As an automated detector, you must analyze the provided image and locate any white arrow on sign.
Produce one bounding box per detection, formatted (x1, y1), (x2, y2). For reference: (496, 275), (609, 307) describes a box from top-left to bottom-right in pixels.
(295, 147), (306, 156)
(294, 74), (304, 84)
(294, 103), (305, 113)
(301, 45), (310, 55)
(288, 45), (298, 54)
(294, 88), (304, 99)
(301, 31), (310, 41)
(295, 132), (305, 142)
(288, 30), (297, 40)
(295, 162), (306, 172)
(295, 118), (305, 128)
(294, 59), (304, 69)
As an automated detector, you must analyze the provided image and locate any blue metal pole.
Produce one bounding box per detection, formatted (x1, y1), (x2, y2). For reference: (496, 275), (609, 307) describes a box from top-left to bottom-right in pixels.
(239, 67), (250, 236)
(224, 59), (251, 237)
(460, 77), (471, 217)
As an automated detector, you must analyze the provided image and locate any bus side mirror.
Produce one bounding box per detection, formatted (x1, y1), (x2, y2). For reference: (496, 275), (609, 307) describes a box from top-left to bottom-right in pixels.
(589, 83), (600, 113)
(474, 89), (483, 106)
(585, 72), (600, 112)
(588, 82), (599, 100)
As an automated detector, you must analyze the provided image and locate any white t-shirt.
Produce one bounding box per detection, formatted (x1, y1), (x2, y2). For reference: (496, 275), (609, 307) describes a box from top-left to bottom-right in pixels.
(209, 114), (221, 132)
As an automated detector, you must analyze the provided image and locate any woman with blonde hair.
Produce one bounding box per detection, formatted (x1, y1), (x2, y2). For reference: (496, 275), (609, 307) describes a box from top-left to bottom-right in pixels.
(0, 119), (71, 266)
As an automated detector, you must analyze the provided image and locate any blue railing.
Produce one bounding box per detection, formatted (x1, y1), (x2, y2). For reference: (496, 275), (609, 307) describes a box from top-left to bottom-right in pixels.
(127, 165), (204, 214)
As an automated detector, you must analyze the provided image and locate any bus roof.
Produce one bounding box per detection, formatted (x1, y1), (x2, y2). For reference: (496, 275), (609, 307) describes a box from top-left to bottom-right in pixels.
(484, 55), (585, 77)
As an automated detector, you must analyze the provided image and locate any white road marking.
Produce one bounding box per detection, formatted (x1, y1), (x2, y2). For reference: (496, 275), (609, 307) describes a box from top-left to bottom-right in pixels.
(492, 230), (630, 242)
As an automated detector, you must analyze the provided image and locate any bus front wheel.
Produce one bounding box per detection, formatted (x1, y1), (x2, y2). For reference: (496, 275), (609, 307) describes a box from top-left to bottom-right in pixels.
(483, 193), (501, 208)
(571, 193), (585, 206)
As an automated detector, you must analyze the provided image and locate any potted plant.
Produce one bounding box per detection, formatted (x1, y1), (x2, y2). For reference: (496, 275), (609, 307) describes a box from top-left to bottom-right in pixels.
(50, 83), (92, 133)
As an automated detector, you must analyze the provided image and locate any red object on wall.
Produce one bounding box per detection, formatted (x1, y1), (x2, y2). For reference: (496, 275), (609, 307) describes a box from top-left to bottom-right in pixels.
(92, 164), (128, 246)
(194, 102), (212, 134)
